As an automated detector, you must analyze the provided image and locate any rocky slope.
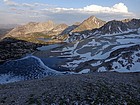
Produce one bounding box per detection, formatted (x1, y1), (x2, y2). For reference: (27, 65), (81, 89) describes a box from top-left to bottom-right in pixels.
(97, 20), (129, 34)
(5, 21), (56, 38)
(126, 19), (140, 29)
(3, 21), (69, 44)
(0, 37), (42, 64)
(0, 72), (139, 105)
(47, 19), (140, 73)
(67, 19), (140, 42)
(3, 16), (105, 43)
(71, 16), (106, 33)
(46, 24), (68, 36)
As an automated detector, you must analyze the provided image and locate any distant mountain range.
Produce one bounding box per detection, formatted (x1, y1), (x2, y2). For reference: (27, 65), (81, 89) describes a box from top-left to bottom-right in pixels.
(0, 24), (19, 38)
(2, 16), (140, 43)
(3, 16), (106, 39)
(0, 24), (19, 29)
(0, 16), (140, 83)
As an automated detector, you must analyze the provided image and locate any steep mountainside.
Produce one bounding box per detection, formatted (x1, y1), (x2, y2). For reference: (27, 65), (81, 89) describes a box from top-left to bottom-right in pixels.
(97, 20), (129, 34)
(71, 16), (106, 33)
(5, 21), (56, 38)
(126, 19), (140, 29)
(47, 19), (140, 72)
(46, 24), (68, 36)
(68, 19), (140, 42)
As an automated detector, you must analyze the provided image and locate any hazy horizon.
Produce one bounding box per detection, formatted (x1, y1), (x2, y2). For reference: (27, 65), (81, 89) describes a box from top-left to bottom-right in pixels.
(0, 0), (140, 25)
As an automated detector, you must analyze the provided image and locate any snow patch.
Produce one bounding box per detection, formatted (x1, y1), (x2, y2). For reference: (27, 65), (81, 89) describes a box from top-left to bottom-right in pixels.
(91, 61), (102, 67)
(98, 67), (107, 72)
(116, 39), (140, 44)
(78, 69), (90, 74)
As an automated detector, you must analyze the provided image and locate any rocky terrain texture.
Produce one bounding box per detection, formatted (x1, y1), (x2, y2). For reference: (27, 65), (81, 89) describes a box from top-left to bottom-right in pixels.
(5, 21), (56, 38)
(0, 72), (139, 105)
(46, 24), (68, 36)
(0, 37), (42, 64)
(97, 20), (129, 34)
(3, 21), (69, 43)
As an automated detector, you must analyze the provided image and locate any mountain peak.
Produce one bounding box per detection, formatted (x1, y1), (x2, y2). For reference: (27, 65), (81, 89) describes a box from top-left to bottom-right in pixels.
(126, 18), (140, 29)
(71, 16), (106, 33)
(88, 15), (97, 20)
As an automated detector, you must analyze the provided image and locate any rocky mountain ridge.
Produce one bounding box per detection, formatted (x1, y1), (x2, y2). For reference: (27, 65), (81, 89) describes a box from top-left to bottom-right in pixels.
(68, 18), (140, 42)
(5, 21), (56, 38)
(71, 16), (106, 33)
(3, 16), (140, 44)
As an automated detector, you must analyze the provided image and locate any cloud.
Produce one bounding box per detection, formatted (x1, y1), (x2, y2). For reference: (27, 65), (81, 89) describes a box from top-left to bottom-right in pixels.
(112, 3), (128, 13)
(2, 0), (51, 8)
(83, 3), (128, 13)
(22, 3), (34, 8)
(47, 3), (129, 14)
(0, 2), (137, 25)
(3, 0), (18, 6)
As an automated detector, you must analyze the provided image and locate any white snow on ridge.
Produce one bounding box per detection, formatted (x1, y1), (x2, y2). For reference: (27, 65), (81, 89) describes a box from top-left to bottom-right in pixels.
(62, 41), (79, 52)
(112, 44), (136, 50)
(137, 28), (140, 34)
(62, 52), (92, 69)
(102, 29), (135, 36)
(116, 39), (140, 44)
(92, 51), (111, 60)
(118, 27), (122, 32)
(78, 69), (90, 74)
(110, 52), (140, 72)
(91, 61), (102, 67)
(98, 67), (107, 72)
(37, 44), (61, 51)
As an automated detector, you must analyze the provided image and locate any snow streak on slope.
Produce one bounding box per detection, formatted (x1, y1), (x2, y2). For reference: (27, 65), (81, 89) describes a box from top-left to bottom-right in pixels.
(50, 29), (140, 72)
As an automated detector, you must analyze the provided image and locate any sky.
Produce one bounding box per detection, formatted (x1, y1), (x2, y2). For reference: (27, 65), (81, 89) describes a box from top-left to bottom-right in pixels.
(0, 0), (140, 25)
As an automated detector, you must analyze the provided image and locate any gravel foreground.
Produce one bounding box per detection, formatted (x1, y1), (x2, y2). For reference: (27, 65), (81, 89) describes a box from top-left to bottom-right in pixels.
(0, 72), (140, 105)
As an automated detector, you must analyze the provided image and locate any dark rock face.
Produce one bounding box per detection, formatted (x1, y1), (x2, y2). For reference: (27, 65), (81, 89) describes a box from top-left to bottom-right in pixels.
(98, 20), (129, 34)
(0, 37), (42, 64)
(126, 19), (140, 29)
(61, 25), (79, 35)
